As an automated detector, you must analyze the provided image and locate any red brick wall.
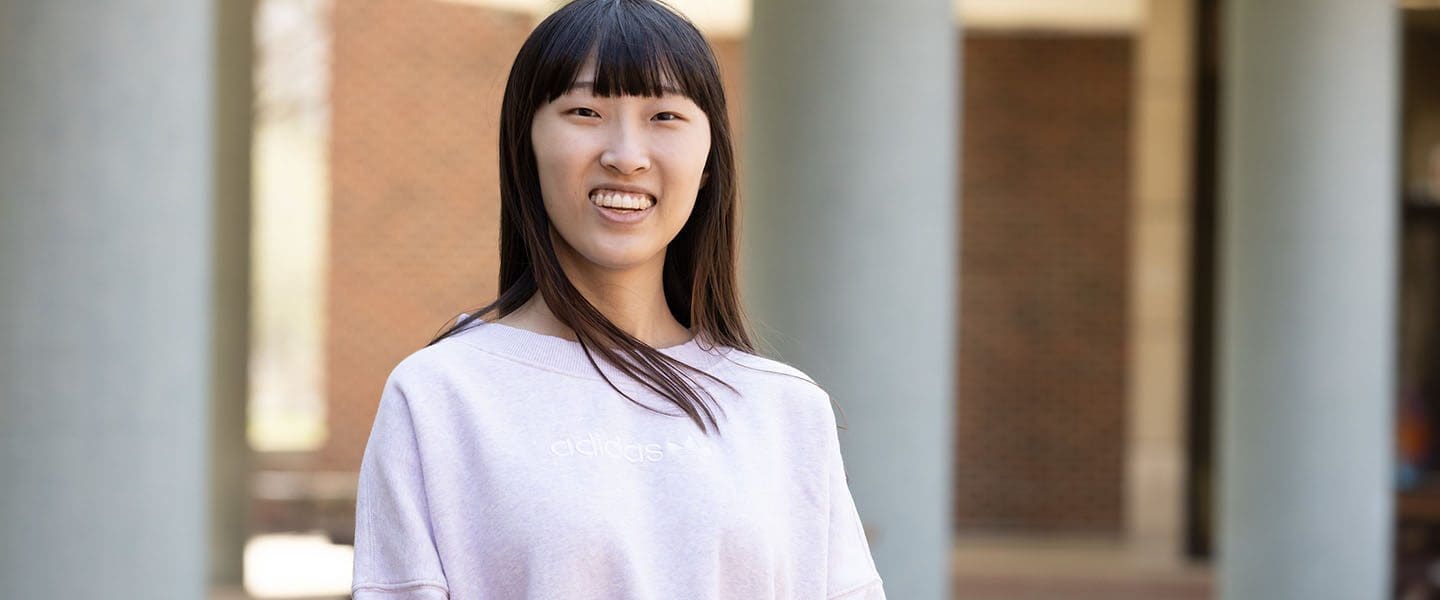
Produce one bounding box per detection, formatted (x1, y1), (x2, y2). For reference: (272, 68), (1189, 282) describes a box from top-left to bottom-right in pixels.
(320, 0), (532, 470)
(953, 33), (1133, 534)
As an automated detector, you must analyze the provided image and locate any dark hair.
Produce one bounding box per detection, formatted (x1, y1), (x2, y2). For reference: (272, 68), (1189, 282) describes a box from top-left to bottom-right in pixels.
(427, 0), (760, 436)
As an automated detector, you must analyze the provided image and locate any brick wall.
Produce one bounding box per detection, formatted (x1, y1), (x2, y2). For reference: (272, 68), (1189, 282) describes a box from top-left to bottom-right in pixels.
(320, 0), (532, 470)
(953, 33), (1133, 534)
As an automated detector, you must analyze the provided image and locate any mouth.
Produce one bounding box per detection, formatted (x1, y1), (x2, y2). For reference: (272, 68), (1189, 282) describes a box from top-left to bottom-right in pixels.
(588, 187), (657, 212)
(589, 188), (657, 225)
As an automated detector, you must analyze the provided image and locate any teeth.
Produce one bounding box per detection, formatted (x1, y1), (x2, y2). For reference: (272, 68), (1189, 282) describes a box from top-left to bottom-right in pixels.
(589, 190), (655, 210)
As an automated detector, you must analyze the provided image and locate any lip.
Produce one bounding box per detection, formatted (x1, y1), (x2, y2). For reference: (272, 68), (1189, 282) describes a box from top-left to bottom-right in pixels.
(589, 183), (657, 200)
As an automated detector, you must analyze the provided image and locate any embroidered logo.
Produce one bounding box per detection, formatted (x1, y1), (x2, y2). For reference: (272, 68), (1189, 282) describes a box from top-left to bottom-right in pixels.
(549, 432), (712, 463)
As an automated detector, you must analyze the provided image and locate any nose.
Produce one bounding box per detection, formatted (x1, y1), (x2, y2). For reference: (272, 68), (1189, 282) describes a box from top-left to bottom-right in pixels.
(599, 122), (651, 175)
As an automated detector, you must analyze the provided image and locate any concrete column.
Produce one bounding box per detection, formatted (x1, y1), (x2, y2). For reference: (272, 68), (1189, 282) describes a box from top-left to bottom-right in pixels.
(0, 2), (252, 598)
(1217, 1), (1396, 598)
(1126, 0), (1194, 563)
(744, 1), (957, 597)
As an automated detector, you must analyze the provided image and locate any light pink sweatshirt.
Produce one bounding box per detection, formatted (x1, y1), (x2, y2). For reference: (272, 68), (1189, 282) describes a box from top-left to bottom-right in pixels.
(351, 317), (886, 599)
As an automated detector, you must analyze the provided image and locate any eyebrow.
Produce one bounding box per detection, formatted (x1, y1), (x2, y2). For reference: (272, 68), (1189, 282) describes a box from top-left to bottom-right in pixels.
(566, 80), (683, 96)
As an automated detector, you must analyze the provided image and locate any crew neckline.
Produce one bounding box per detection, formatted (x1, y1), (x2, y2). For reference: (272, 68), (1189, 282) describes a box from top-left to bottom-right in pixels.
(445, 315), (735, 381)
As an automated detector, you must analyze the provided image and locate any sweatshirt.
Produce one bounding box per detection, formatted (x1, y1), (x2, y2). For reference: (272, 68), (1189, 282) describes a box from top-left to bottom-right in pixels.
(350, 317), (887, 600)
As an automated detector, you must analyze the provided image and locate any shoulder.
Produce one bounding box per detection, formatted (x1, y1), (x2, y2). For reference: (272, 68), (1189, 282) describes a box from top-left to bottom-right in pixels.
(717, 349), (836, 415)
(720, 349), (820, 385)
(388, 338), (461, 381)
(379, 329), (496, 397)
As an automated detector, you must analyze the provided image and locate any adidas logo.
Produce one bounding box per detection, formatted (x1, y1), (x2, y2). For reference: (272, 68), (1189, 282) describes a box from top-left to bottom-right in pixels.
(548, 432), (712, 463)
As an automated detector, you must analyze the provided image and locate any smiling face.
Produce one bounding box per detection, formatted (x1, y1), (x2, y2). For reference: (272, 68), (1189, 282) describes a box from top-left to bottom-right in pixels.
(530, 54), (712, 273)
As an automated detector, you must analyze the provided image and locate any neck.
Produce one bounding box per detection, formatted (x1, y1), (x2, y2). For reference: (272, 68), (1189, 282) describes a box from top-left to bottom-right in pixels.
(505, 236), (692, 349)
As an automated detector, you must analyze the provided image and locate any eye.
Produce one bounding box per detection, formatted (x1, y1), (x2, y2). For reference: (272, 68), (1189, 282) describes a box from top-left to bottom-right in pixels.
(568, 107), (600, 118)
(654, 112), (683, 122)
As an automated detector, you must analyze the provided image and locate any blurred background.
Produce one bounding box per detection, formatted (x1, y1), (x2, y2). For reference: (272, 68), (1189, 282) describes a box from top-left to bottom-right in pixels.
(3, 0), (1440, 598)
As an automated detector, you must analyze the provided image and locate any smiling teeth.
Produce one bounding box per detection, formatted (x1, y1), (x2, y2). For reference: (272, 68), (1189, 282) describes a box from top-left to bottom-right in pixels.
(590, 190), (654, 210)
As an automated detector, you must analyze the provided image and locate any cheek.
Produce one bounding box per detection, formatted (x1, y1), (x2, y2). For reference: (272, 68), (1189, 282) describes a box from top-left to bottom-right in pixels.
(659, 132), (712, 182)
(660, 153), (710, 225)
(531, 125), (593, 208)
(532, 130), (575, 174)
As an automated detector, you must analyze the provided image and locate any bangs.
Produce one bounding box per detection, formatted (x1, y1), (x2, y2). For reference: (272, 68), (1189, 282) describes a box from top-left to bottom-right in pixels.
(530, 0), (720, 106)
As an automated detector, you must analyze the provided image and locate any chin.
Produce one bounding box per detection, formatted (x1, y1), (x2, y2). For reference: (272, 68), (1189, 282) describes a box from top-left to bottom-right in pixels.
(580, 245), (662, 271)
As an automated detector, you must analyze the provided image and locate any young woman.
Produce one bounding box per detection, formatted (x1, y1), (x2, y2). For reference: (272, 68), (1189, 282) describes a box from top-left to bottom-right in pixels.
(350, 0), (886, 598)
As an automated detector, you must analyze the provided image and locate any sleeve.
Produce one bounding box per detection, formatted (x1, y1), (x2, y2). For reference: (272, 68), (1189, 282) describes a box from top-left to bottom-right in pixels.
(824, 406), (887, 600)
(351, 368), (451, 600)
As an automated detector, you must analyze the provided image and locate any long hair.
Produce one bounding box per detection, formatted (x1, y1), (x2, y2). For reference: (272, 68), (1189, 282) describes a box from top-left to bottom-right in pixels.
(427, 0), (757, 436)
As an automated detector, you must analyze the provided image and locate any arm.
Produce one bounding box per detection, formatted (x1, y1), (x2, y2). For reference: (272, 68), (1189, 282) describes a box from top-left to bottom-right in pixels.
(823, 398), (887, 600)
(351, 369), (451, 600)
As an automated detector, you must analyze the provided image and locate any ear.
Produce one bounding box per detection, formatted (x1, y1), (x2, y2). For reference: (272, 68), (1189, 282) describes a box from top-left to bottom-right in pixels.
(700, 171), (711, 187)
